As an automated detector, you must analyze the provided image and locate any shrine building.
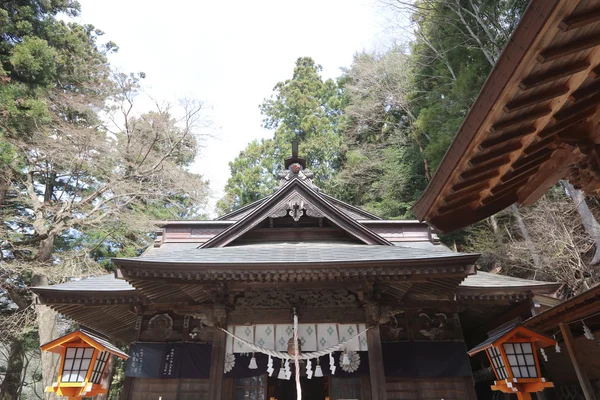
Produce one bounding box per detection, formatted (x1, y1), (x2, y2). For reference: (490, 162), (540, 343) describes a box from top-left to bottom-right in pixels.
(32, 144), (559, 400)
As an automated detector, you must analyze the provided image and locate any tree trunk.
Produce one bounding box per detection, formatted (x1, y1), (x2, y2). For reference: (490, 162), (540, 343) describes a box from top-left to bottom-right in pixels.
(562, 181), (600, 265)
(0, 338), (25, 400)
(32, 275), (61, 400)
(35, 233), (56, 263)
(510, 204), (541, 269)
(489, 215), (501, 240)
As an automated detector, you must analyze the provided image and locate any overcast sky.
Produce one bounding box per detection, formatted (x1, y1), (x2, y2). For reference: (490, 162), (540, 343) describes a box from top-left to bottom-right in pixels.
(76, 0), (394, 215)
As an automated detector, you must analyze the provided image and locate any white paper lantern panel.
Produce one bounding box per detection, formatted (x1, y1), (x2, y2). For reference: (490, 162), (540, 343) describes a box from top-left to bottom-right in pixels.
(338, 324), (361, 351)
(297, 324), (318, 351)
(317, 324), (339, 350)
(233, 325), (254, 353)
(254, 325), (276, 350)
(358, 323), (368, 351)
(275, 324), (294, 351)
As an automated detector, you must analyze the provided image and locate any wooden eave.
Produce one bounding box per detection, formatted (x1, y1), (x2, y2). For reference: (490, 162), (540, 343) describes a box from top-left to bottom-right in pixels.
(413, 0), (600, 232)
(114, 254), (480, 283)
(201, 178), (392, 248)
(458, 283), (561, 300)
(524, 284), (600, 332)
(33, 290), (143, 305)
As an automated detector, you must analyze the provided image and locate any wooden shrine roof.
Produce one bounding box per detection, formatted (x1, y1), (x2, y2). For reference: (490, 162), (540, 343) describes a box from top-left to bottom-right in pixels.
(524, 284), (600, 332)
(216, 191), (381, 222)
(32, 270), (557, 299)
(114, 242), (476, 266)
(413, 0), (600, 232)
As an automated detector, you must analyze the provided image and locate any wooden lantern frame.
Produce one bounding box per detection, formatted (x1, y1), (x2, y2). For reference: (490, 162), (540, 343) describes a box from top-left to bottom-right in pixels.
(468, 325), (556, 400)
(40, 330), (128, 399)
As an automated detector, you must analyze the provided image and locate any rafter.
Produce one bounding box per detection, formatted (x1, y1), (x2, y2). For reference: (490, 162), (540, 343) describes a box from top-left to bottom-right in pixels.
(559, 8), (600, 31)
(520, 60), (589, 90)
(479, 127), (536, 150)
(461, 155), (512, 180)
(444, 181), (490, 204)
(539, 107), (598, 139)
(504, 87), (569, 113)
(470, 141), (523, 165)
(568, 79), (600, 102)
(453, 170), (500, 192)
(553, 92), (600, 121)
(538, 34), (600, 63)
(490, 108), (552, 133)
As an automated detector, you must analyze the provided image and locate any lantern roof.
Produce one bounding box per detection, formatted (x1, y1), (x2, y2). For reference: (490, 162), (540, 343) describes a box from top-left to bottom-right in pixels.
(41, 330), (128, 359)
(468, 323), (556, 356)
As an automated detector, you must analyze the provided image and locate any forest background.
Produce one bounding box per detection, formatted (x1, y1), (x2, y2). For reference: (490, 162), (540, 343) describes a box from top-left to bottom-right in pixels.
(1, 0), (600, 399)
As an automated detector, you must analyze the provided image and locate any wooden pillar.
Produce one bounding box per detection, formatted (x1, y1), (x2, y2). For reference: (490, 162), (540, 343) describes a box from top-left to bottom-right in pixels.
(559, 322), (595, 400)
(209, 305), (228, 400)
(366, 302), (387, 400)
(209, 329), (226, 400)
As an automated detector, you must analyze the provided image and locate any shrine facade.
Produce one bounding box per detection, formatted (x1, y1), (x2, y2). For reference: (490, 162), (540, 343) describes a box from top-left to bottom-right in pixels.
(33, 147), (559, 400)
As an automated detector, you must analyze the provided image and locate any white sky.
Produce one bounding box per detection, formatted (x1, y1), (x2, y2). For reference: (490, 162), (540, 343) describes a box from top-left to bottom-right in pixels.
(76, 0), (393, 215)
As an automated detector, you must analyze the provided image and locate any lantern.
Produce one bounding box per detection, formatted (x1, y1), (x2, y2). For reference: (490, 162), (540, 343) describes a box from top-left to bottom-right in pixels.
(468, 324), (556, 400)
(40, 330), (128, 399)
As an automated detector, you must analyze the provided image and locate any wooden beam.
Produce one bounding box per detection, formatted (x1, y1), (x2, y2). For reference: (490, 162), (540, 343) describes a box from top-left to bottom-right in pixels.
(505, 87), (569, 113)
(559, 322), (595, 400)
(470, 141), (524, 165)
(490, 108), (552, 133)
(437, 193), (482, 215)
(501, 163), (543, 185)
(569, 80), (600, 102)
(208, 329), (226, 400)
(453, 170), (500, 192)
(589, 64), (600, 79)
(480, 127), (537, 150)
(538, 34), (600, 63)
(367, 325), (387, 400)
(444, 181), (491, 204)
(539, 107), (598, 139)
(520, 61), (589, 90)
(519, 149), (576, 206)
(559, 8), (600, 31)
(553, 92), (600, 121)
(524, 136), (556, 156)
(513, 148), (553, 171)
(461, 155), (511, 180)
(489, 173), (535, 198)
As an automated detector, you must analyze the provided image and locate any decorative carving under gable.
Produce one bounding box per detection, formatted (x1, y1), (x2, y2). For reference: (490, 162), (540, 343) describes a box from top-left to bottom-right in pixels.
(268, 192), (325, 222)
(413, 311), (462, 340)
(234, 289), (358, 309)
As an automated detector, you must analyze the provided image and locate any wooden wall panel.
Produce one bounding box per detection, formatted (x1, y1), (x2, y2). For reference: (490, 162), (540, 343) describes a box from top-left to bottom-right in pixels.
(128, 378), (209, 400)
(386, 377), (473, 400)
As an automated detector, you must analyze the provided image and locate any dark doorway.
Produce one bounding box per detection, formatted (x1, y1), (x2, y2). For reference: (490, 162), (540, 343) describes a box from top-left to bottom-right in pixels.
(268, 376), (329, 400)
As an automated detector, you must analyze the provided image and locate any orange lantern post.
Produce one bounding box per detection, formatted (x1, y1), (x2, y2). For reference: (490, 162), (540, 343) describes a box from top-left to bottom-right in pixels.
(468, 324), (556, 400)
(40, 330), (128, 399)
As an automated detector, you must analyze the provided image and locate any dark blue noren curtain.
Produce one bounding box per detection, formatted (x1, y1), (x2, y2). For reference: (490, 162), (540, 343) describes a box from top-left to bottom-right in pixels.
(382, 341), (471, 377)
(125, 343), (212, 379)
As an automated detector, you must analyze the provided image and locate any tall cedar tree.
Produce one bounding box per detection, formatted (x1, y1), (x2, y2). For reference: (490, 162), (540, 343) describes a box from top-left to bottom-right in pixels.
(217, 57), (345, 214)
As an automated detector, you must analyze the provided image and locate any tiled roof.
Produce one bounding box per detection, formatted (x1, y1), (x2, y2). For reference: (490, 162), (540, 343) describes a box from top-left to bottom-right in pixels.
(461, 271), (558, 288)
(32, 270), (558, 294)
(115, 242), (476, 265)
(32, 275), (135, 292)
